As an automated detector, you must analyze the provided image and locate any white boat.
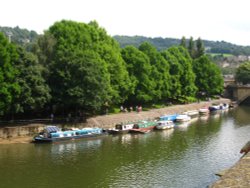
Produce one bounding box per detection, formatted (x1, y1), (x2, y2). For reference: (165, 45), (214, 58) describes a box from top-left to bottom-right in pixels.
(183, 110), (199, 117)
(220, 103), (229, 110)
(108, 123), (134, 134)
(155, 120), (174, 130)
(199, 107), (209, 115)
(176, 114), (191, 122)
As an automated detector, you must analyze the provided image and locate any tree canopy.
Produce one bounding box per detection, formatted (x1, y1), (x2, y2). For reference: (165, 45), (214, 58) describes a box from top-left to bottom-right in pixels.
(0, 20), (225, 119)
(193, 55), (224, 96)
(235, 62), (250, 85)
(37, 20), (132, 113)
(0, 32), (20, 116)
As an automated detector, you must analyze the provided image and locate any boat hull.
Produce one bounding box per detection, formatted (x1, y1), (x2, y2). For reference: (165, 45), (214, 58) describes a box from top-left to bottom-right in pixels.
(155, 120), (174, 130)
(129, 127), (154, 134)
(33, 133), (106, 143)
(199, 108), (209, 115)
(108, 129), (130, 134)
(176, 115), (191, 122)
(33, 126), (106, 143)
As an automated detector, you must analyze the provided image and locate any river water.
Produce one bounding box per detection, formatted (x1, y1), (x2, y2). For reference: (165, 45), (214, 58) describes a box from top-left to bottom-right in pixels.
(0, 106), (250, 188)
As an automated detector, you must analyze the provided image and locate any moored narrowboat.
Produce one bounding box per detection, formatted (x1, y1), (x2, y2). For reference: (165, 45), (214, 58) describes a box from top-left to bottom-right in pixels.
(159, 114), (178, 122)
(155, 120), (174, 130)
(129, 120), (157, 134)
(108, 123), (134, 134)
(33, 126), (105, 143)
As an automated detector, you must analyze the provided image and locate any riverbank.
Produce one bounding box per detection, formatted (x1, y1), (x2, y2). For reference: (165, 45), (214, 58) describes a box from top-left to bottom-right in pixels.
(0, 98), (230, 144)
(211, 152), (250, 187)
(86, 98), (230, 128)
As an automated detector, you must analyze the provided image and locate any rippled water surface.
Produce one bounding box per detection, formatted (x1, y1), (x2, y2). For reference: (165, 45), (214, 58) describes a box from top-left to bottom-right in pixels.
(0, 106), (250, 188)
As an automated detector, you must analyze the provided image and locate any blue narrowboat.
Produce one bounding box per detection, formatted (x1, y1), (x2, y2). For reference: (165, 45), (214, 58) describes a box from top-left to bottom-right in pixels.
(159, 114), (178, 122)
(33, 126), (105, 143)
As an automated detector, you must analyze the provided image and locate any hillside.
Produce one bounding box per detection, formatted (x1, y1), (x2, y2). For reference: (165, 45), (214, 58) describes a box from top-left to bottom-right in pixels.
(1, 26), (250, 56)
(1, 25), (250, 71)
(0, 26), (39, 51)
(114, 35), (250, 56)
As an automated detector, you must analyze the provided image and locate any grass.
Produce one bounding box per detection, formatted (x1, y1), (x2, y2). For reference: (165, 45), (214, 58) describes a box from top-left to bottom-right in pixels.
(208, 53), (233, 57)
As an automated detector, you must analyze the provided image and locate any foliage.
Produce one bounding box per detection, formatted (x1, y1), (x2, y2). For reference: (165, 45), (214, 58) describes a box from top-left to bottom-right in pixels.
(114, 35), (250, 56)
(139, 42), (171, 101)
(180, 36), (186, 48)
(37, 20), (132, 113)
(161, 50), (182, 99)
(121, 45), (153, 104)
(168, 46), (197, 98)
(195, 37), (205, 58)
(0, 22), (230, 118)
(12, 46), (51, 114)
(0, 26), (39, 52)
(0, 32), (20, 116)
(89, 21), (132, 104)
(193, 55), (224, 96)
(235, 62), (250, 85)
(188, 37), (195, 58)
(114, 35), (181, 51)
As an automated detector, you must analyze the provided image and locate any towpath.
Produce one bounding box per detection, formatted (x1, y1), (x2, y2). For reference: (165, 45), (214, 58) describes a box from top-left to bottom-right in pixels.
(86, 98), (230, 128)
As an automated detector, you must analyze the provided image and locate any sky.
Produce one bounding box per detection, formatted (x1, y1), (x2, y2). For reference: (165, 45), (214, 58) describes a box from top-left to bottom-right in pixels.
(1, 0), (250, 46)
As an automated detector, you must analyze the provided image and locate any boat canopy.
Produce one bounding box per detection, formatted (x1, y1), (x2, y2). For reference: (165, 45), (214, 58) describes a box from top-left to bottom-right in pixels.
(45, 126), (60, 133)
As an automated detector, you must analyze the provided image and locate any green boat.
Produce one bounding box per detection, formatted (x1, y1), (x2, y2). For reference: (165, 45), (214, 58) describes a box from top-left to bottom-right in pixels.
(129, 120), (157, 134)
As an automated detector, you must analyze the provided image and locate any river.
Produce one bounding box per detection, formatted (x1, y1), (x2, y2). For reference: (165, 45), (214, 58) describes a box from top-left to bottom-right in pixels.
(0, 106), (250, 188)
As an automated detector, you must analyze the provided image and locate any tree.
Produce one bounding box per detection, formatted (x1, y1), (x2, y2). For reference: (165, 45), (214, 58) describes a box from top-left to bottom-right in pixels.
(195, 37), (205, 58)
(161, 50), (182, 99)
(180, 36), (186, 48)
(0, 32), (20, 116)
(139, 42), (171, 102)
(121, 45), (154, 104)
(36, 20), (132, 114)
(235, 62), (250, 85)
(193, 55), (224, 96)
(168, 46), (197, 99)
(12, 46), (51, 115)
(89, 21), (132, 104)
(188, 37), (195, 58)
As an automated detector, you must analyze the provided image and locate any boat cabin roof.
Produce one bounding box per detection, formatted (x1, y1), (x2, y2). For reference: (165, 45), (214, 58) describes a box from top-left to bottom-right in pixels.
(45, 126), (60, 133)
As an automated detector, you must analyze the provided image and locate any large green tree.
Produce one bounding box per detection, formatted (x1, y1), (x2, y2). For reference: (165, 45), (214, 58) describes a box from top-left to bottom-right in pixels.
(0, 32), (20, 116)
(139, 42), (171, 102)
(121, 45), (154, 104)
(89, 21), (132, 104)
(195, 37), (205, 58)
(188, 37), (195, 59)
(235, 61), (250, 85)
(168, 46), (197, 98)
(193, 55), (224, 96)
(37, 20), (131, 113)
(12, 46), (51, 114)
(161, 50), (182, 99)
(180, 36), (187, 48)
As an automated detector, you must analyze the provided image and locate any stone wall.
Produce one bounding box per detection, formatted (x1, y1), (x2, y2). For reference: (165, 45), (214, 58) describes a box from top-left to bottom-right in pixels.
(0, 124), (45, 139)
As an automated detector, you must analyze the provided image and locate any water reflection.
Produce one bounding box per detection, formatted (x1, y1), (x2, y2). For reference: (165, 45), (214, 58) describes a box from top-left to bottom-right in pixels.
(199, 114), (210, 122)
(51, 138), (102, 154)
(158, 128), (174, 139)
(175, 117), (199, 131)
(0, 106), (249, 188)
(232, 106), (250, 127)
